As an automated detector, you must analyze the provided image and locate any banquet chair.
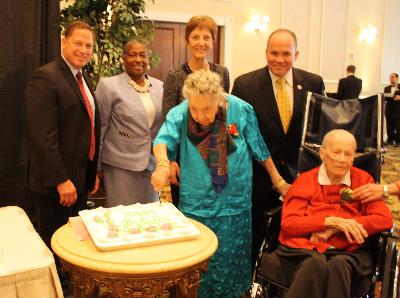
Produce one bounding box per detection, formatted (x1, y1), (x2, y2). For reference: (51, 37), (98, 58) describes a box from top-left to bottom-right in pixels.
(245, 93), (399, 298)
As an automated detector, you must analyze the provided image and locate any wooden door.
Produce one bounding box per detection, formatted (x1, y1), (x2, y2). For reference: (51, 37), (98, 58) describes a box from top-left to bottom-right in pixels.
(147, 21), (221, 82)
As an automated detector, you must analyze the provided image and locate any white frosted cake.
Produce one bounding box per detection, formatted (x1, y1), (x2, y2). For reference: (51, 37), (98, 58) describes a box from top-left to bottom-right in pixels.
(79, 202), (200, 251)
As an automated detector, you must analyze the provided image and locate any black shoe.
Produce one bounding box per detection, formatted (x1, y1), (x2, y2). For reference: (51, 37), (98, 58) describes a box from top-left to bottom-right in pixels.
(395, 143), (400, 147)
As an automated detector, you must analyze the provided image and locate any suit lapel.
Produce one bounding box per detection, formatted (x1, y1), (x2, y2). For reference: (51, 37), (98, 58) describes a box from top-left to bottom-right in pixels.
(148, 78), (162, 130)
(263, 67), (284, 132)
(122, 72), (152, 131)
(56, 57), (88, 109)
(290, 68), (307, 132)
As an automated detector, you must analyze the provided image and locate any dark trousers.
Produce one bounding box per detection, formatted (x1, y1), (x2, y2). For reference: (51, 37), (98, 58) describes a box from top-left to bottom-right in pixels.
(392, 103), (400, 143)
(251, 168), (281, 264)
(386, 103), (397, 143)
(259, 245), (373, 298)
(33, 190), (87, 251)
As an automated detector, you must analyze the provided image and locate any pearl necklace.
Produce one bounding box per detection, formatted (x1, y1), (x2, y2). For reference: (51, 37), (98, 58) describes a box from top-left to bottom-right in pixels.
(128, 76), (151, 93)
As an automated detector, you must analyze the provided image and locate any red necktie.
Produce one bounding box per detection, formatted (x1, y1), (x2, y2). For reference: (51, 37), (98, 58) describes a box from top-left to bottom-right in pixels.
(76, 72), (95, 161)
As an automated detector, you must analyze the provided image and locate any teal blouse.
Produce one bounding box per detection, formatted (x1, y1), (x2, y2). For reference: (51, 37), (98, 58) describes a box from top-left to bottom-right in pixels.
(154, 95), (270, 217)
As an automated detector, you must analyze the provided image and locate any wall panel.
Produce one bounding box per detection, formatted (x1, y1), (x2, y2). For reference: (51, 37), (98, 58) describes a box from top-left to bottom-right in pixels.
(381, 0), (400, 83)
(281, 0), (311, 70)
(320, 0), (348, 82)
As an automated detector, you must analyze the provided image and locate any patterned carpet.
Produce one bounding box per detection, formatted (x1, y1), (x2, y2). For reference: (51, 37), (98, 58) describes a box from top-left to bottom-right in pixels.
(381, 144), (400, 237)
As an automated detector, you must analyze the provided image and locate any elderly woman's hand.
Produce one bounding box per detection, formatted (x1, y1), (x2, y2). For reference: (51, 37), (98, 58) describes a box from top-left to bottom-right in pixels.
(151, 166), (170, 192)
(310, 228), (339, 243)
(325, 216), (368, 244)
(169, 161), (180, 186)
(352, 183), (385, 203)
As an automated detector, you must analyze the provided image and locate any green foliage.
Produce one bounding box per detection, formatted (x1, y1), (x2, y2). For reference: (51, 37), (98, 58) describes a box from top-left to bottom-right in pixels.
(60, 0), (156, 86)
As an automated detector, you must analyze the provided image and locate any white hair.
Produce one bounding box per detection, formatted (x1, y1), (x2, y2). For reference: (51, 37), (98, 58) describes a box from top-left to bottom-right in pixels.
(182, 69), (226, 106)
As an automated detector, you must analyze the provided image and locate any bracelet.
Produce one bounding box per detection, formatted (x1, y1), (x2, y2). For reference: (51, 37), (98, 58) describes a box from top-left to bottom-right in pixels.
(274, 179), (286, 190)
(383, 185), (389, 197)
(157, 160), (170, 168)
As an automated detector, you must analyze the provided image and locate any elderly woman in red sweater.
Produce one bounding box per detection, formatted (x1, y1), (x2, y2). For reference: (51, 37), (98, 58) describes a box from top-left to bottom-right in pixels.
(259, 129), (393, 298)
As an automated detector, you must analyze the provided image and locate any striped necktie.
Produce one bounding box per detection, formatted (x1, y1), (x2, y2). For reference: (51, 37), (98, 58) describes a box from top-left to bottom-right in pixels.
(276, 78), (291, 133)
(76, 72), (95, 161)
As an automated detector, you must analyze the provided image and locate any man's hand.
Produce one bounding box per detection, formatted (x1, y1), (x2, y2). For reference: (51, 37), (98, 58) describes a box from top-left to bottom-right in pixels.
(325, 216), (368, 244)
(310, 228), (339, 243)
(169, 161), (180, 186)
(88, 174), (100, 196)
(151, 166), (170, 192)
(57, 179), (77, 207)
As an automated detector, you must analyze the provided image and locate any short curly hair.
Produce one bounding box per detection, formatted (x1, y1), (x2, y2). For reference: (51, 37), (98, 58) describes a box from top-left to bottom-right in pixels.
(182, 69), (226, 106)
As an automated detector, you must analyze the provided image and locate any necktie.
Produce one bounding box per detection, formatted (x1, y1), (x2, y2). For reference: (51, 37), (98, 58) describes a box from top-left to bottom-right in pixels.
(76, 72), (95, 161)
(276, 78), (291, 133)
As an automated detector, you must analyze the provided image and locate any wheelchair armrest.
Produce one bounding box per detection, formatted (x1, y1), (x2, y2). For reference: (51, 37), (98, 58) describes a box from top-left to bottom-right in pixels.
(263, 205), (282, 245)
(381, 235), (398, 298)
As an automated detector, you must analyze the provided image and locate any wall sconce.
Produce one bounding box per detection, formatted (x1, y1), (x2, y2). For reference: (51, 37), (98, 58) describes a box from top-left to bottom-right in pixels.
(246, 14), (270, 32)
(359, 26), (378, 43)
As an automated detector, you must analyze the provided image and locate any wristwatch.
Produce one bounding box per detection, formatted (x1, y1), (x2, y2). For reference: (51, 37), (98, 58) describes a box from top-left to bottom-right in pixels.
(383, 185), (389, 198)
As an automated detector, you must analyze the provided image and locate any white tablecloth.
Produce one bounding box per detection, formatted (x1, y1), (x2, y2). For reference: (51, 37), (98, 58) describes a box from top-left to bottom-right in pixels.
(0, 206), (63, 298)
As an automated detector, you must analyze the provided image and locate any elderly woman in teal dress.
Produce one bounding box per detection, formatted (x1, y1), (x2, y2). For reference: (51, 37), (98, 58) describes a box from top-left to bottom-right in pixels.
(151, 69), (289, 298)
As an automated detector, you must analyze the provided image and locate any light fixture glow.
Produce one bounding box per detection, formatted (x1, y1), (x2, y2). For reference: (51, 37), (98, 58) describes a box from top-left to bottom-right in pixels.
(359, 26), (378, 43)
(246, 14), (270, 32)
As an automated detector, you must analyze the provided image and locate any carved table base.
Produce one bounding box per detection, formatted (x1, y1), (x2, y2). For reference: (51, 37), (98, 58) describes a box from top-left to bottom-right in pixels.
(60, 259), (209, 298)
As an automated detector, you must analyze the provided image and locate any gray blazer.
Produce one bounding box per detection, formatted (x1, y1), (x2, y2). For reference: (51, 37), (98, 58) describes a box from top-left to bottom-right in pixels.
(95, 72), (163, 172)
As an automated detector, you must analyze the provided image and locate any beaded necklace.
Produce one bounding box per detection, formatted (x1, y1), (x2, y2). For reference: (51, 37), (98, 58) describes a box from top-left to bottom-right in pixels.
(128, 76), (151, 93)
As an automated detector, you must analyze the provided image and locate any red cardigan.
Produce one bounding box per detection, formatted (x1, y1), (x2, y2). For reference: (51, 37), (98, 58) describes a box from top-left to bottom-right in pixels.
(279, 166), (393, 252)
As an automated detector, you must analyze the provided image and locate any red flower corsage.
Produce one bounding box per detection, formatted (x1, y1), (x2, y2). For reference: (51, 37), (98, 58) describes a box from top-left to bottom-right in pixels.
(227, 124), (239, 137)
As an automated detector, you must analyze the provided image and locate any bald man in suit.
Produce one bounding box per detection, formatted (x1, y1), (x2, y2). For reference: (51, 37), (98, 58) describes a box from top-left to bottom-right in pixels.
(25, 20), (100, 250)
(232, 28), (325, 263)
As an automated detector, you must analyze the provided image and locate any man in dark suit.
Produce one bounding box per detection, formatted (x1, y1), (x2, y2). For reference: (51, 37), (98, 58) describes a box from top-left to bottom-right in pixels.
(384, 73), (400, 146)
(231, 28), (325, 262)
(25, 20), (100, 250)
(336, 65), (362, 100)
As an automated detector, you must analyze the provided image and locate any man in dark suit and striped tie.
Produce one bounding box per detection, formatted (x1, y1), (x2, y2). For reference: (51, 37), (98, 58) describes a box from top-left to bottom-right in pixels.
(25, 20), (101, 250)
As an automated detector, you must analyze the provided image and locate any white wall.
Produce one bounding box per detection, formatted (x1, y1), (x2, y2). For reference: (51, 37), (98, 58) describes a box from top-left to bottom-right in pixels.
(145, 0), (399, 95)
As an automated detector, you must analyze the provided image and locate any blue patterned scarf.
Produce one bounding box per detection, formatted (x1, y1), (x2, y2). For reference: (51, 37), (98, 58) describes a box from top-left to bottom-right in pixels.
(187, 108), (237, 193)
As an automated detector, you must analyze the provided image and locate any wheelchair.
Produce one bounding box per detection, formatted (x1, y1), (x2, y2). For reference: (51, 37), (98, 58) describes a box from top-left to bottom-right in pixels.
(247, 93), (399, 298)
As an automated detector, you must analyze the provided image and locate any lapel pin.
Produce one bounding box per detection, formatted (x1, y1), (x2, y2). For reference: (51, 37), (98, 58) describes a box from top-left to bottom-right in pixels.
(297, 84), (303, 90)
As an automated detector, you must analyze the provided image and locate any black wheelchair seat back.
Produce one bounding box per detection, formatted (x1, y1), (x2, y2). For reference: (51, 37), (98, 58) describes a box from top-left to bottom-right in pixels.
(298, 93), (383, 182)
